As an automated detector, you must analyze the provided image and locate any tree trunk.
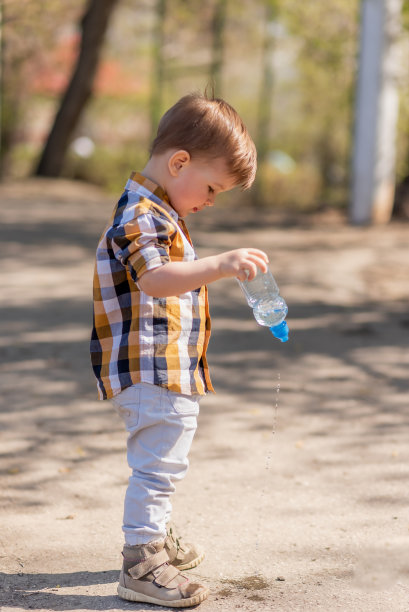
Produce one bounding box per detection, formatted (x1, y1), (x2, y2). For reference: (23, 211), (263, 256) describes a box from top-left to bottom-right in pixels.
(0, 2), (2, 169)
(35, 0), (119, 177)
(0, 1), (5, 177)
(256, 1), (276, 166)
(350, 0), (402, 224)
(254, 1), (276, 206)
(210, 0), (227, 97)
(150, 0), (166, 140)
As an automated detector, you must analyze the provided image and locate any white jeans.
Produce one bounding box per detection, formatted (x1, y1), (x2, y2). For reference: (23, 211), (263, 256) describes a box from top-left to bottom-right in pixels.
(111, 382), (200, 545)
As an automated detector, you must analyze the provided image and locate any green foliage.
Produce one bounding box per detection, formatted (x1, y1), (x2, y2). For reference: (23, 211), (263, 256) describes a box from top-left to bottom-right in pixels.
(0, 0), (84, 167)
(6, 143), (38, 180)
(64, 144), (148, 195)
(403, 0), (409, 29)
(397, 0), (409, 182)
(257, 161), (323, 210)
(3, 0), (409, 211)
(270, 0), (358, 205)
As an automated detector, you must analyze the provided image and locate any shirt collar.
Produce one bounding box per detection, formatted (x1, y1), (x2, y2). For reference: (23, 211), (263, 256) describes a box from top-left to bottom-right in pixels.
(126, 171), (178, 221)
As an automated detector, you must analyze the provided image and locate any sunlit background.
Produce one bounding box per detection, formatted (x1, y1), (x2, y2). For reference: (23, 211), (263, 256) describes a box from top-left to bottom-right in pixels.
(1, 0), (409, 217)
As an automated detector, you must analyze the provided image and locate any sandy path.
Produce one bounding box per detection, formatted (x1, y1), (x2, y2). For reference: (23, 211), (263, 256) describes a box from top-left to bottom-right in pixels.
(0, 179), (408, 611)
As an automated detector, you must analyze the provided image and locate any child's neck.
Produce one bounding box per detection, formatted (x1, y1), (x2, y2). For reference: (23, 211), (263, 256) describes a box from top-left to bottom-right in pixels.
(142, 155), (167, 192)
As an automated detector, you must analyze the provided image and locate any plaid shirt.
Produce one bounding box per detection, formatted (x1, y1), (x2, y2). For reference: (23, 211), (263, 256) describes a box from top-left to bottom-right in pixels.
(90, 172), (214, 400)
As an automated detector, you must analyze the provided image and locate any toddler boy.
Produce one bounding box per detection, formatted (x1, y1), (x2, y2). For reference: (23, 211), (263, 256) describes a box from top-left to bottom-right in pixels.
(90, 91), (268, 607)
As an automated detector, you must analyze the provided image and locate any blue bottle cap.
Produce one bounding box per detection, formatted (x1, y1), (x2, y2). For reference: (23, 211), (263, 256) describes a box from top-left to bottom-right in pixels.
(270, 321), (289, 342)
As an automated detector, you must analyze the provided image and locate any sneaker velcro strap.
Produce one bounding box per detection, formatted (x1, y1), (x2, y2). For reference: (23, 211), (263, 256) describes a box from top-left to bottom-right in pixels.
(153, 563), (181, 587)
(164, 535), (176, 560)
(128, 549), (169, 580)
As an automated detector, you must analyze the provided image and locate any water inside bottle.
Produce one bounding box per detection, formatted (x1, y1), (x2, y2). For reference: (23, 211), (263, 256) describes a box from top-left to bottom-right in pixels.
(253, 297), (288, 327)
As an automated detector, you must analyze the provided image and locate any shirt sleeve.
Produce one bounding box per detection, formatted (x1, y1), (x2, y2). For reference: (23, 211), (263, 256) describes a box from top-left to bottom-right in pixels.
(108, 209), (177, 284)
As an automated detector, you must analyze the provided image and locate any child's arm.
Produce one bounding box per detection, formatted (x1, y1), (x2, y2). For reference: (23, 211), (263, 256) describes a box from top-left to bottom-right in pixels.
(138, 248), (268, 297)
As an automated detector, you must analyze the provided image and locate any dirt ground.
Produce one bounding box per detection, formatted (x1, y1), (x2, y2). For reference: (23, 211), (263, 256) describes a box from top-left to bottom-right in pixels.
(0, 178), (408, 612)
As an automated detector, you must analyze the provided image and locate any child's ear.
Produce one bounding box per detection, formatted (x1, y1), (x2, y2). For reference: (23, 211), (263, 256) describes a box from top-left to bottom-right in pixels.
(168, 150), (191, 176)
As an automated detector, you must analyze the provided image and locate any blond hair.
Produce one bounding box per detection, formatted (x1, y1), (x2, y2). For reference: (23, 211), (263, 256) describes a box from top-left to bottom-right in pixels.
(150, 92), (257, 190)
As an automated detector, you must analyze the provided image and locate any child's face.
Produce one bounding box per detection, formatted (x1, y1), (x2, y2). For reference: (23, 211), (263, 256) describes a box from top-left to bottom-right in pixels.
(167, 154), (236, 218)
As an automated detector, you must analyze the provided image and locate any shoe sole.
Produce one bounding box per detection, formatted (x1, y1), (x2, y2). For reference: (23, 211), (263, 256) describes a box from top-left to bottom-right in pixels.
(117, 584), (209, 607)
(176, 551), (205, 571)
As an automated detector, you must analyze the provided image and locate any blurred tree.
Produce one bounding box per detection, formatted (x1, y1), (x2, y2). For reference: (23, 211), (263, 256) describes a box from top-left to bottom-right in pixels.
(254, 0), (277, 205)
(351, 0), (403, 224)
(150, 0), (166, 139)
(0, 0), (83, 177)
(36, 0), (119, 177)
(256, 2), (276, 164)
(393, 0), (409, 217)
(0, 0), (27, 177)
(0, 1), (3, 171)
(149, 0), (228, 137)
(210, 0), (227, 96)
(278, 1), (358, 205)
(5, 0), (405, 215)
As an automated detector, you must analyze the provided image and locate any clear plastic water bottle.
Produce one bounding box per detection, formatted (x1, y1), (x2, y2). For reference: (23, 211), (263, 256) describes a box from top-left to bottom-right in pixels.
(238, 267), (289, 342)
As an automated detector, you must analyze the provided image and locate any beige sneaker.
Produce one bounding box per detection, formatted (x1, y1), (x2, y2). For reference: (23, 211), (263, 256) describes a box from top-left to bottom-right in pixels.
(165, 522), (205, 571)
(118, 540), (209, 608)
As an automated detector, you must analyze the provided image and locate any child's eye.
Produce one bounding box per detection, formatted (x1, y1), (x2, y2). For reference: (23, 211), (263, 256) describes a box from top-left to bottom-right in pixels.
(208, 186), (215, 194)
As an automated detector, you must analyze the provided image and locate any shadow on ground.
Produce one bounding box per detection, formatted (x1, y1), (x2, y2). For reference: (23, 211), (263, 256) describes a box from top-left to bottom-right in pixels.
(1, 179), (409, 612)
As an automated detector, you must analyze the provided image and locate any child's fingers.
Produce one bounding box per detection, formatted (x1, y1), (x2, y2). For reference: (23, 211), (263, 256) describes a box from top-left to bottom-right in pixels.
(222, 248), (269, 280)
(233, 249), (269, 281)
(247, 252), (269, 274)
(236, 268), (250, 281)
(246, 248), (269, 263)
(241, 259), (259, 281)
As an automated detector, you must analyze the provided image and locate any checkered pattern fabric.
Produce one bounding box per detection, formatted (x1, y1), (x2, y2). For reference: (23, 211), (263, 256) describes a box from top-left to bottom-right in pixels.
(90, 172), (213, 400)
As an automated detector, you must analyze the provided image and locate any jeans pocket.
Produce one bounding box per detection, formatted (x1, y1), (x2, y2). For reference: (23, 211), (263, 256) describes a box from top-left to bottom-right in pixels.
(167, 391), (200, 416)
(112, 385), (141, 429)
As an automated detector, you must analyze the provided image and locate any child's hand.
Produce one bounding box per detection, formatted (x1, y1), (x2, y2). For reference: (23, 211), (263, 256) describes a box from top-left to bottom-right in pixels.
(216, 248), (269, 281)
